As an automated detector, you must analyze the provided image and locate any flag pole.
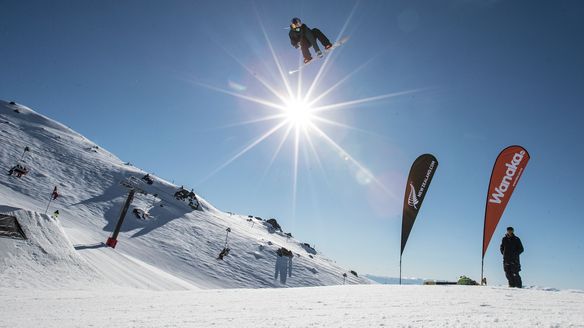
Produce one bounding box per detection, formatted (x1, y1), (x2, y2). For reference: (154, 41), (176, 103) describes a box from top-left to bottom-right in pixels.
(481, 257), (484, 285)
(44, 186), (57, 215)
(481, 189), (488, 285)
(44, 197), (53, 215)
(399, 254), (402, 285)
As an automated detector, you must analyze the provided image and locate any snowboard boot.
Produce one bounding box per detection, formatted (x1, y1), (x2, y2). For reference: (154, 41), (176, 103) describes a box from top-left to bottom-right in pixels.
(316, 50), (323, 58)
(304, 57), (313, 64)
(324, 44), (333, 50)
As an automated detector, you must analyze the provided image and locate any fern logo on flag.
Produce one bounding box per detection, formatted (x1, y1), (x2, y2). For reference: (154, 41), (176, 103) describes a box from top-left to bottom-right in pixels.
(401, 154), (438, 257)
(407, 183), (419, 209)
(400, 154), (438, 284)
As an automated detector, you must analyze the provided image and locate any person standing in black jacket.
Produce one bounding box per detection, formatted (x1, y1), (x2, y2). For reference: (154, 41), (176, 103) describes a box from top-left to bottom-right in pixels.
(289, 17), (333, 64)
(500, 227), (524, 288)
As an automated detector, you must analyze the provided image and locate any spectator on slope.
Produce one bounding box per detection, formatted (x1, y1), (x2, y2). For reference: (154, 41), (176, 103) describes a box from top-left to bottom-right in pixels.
(274, 248), (293, 284)
(500, 227), (524, 288)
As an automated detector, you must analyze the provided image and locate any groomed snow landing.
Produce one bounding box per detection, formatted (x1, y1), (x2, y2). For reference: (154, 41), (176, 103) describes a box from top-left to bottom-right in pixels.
(0, 285), (582, 328)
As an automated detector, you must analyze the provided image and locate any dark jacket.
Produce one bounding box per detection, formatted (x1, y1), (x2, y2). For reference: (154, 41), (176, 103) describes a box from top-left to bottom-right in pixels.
(500, 234), (524, 271)
(289, 23), (311, 47)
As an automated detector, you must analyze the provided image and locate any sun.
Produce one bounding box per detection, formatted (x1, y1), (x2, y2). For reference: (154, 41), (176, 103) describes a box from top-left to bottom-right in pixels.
(283, 98), (314, 128)
(193, 6), (422, 207)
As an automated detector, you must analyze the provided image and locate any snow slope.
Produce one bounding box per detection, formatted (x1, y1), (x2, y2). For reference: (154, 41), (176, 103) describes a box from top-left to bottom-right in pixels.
(1, 285), (583, 328)
(0, 100), (369, 289)
(0, 207), (104, 289)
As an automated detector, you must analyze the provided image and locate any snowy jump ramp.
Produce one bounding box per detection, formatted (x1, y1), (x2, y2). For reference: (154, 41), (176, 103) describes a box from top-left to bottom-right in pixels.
(0, 207), (102, 289)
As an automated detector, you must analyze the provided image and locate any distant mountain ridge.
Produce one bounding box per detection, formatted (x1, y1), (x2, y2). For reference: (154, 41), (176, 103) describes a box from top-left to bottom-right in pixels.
(365, 274), (424, 285)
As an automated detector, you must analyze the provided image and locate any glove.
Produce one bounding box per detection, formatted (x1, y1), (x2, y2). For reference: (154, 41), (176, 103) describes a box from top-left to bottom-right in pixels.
(294, 43), (299, 49)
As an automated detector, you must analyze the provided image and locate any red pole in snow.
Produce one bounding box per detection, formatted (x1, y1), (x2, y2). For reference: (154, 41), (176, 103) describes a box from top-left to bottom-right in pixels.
(106, 189), (136, 248)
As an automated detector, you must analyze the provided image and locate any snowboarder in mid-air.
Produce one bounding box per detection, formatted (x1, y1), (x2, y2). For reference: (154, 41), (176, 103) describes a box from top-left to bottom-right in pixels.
(289, 17), (333, 64)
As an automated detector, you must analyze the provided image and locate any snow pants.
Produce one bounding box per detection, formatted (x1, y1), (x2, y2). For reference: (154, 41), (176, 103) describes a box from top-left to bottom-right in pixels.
(505, 269), (522, 288)
(300, 28), (332, 60)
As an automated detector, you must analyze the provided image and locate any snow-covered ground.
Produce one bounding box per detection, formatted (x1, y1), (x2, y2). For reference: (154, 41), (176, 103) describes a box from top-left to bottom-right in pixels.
(0, 100), (368, 290)
(1, 285), (583, 327)
(2, 100), (584, 327)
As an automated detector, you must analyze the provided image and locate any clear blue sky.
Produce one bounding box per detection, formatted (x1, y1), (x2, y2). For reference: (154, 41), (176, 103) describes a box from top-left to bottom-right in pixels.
(1, 0), (583, 289)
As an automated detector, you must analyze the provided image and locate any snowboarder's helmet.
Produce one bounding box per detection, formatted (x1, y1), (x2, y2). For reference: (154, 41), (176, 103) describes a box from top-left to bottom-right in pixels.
(291, 17), (301, 25)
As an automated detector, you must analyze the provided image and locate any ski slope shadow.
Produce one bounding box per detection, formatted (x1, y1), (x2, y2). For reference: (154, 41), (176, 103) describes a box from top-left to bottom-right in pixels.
(69, 182), (152, 234)
(129, 200), (194, 238)
(71, 182), (127, 207)
(74, 242), (107, 250)
(70, 175), (200, 238)
(94, 189), (196, 238)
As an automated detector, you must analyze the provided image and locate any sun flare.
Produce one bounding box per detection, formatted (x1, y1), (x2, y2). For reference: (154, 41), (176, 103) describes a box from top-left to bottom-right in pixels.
(194, 5), (422, 209)
(284, 98), (314, 128)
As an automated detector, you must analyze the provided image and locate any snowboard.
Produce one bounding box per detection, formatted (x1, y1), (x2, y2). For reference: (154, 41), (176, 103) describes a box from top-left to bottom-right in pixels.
(288, 36), (350, 75)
